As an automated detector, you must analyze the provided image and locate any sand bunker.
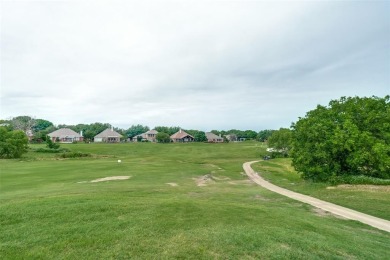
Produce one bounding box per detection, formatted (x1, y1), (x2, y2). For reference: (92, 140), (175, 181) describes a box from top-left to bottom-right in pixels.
(90, 176), (131, 183)
(166, 182), (178, 187)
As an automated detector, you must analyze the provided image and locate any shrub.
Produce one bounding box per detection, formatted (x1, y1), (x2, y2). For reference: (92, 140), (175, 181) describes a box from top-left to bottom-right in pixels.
(59, 152), (91, 158)
(46, 136), (60, 149)
(0, 127), (28, 158)
(33, 148), (70, 153)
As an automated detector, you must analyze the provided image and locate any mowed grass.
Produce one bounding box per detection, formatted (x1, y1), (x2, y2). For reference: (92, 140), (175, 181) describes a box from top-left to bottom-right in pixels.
(0, 142), (389, 259)
(252, 159), (390, 220)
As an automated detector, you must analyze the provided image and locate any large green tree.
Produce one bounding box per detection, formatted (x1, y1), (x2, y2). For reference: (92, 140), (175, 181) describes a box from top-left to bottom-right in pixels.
(291, 96), (390, 181)
(0, 127), (29, 158)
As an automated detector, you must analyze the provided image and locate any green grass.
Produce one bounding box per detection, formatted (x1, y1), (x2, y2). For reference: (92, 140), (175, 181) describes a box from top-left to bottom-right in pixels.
(252, 158), (390, 220)
(1, 142), (389, 259)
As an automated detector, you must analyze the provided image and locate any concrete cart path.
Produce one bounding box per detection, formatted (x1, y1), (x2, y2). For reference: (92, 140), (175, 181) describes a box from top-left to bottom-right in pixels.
(243, 161), (390, 233)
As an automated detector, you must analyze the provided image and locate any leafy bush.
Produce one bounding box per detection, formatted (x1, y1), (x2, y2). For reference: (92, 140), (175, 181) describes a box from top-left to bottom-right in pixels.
(156, 132), (171, 143)
(59, 152), (91, 158)
(46, 136), (60, 149)
(0, 127), (28, 158)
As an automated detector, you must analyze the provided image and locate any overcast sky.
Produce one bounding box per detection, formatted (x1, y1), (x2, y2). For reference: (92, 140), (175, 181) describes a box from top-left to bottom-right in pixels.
(1, 1), (389, 131)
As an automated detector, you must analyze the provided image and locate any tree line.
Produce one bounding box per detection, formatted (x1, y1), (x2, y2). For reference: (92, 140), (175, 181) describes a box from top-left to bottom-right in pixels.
(0, 116), (275, 143)
(1, 95), (388, 183)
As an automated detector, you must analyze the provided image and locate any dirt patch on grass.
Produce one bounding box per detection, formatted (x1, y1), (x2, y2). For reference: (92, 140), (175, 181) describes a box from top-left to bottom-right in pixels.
(312, 208), (347, 219)
(166, 182), (178, 187)
(229, 180), (254, 186)
(90, 176), (131, 183)
(193, 174), (215, 187)
(253, 194), (270, 201)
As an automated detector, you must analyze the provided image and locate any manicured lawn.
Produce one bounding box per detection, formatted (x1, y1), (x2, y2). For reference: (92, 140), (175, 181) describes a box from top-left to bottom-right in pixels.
(252, 158), (390, 220)
(1, 142), (389, 259)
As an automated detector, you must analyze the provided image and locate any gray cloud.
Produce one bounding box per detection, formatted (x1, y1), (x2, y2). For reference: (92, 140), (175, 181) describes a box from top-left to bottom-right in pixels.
(1, 1), (389, 130)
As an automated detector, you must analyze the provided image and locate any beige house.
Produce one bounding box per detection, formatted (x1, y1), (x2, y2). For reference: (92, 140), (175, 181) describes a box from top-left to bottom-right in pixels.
(225, 134), (237, 142)
(133, 129), (158, 142)
(170, 129), (194, 143)
(206, 132), (224, 143)
(48, 128), (83, 143)
(94, 128), (122, 143)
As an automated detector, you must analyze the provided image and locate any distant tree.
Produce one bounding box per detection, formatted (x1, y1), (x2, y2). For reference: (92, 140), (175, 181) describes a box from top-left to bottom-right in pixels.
(257, 130), (275, 142)
(32, 119), (53, 132)
(126, 124), (150, 138)
(0, 127), (28, 158)
(154, 126), (180, 136)
(46, 136), (60, 149)
(10, 116), (36, 134)
(268, 128), (293, 157)
(193, 131), (207, 142)
(244, 130), (258, 140)
(156, 132), (171, 143)
(291, 96), (390, 181)
(211, 130), (221, 136)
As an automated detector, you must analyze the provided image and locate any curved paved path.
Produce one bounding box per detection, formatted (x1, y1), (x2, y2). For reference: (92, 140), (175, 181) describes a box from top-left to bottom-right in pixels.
(243, 161), (390, 233)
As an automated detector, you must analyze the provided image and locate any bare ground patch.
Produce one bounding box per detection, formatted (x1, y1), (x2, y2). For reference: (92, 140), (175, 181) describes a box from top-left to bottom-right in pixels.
(253, 194), (271, 201)
(312, 208), (347, 219)
(229, 180), (254, 186)
(166, 182), (178, 187)
(89, 176), (131, 183)
(193, 174), (216, 187)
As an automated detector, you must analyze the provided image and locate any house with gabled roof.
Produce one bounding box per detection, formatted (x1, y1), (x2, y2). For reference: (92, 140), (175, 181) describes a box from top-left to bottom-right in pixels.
(94, 127), (122, 143)
(133, 129), (158, 142)
(170, 129), (194, 143)
(206, 132), (224, 143)
(48, 128), (83, 143)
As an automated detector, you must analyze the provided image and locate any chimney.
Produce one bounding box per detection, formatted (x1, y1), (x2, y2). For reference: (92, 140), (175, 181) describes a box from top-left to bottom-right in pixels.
(179, 129), (182, 133)
(111, 126), (113, 131)
(80, 130), (83, 137)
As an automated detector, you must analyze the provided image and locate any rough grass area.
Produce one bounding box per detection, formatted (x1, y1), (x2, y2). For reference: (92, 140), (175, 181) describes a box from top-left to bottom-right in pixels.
(1, 142), (389, 259)
(252, 159), (390, 220)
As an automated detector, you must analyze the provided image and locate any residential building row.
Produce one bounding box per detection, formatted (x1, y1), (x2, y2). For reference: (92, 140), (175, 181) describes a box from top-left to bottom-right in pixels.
(47, 128), (229, 143)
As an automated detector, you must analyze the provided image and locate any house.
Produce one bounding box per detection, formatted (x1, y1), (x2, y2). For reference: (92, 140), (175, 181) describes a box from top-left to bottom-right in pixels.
(132, 129), (158, 142)
(225, 134), (237, 142)
(206, 132), (224, 143)
(48, 128), (83, 143)
(94, 128), (122, 143)
(170, 129), (194, 143)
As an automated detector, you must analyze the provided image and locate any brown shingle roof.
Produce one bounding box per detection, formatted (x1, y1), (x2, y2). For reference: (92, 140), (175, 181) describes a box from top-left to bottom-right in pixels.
(206, 132), (223, 140)
(48, 128), (81, 138)
(170, 130), (194, 139)
(94, 128), (122, 138)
